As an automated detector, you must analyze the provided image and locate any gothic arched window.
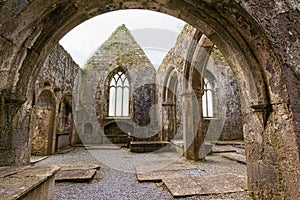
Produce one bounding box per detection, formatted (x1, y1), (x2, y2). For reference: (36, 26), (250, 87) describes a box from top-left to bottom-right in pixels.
(108, 71), (129, 117)
(202, 78), (214, 117)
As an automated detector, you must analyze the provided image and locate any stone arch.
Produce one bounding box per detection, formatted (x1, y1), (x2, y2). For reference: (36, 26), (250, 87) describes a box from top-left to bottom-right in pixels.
(162, 66), (176, 102)
(56, 93), (74, 151)
(162, 67), (181, 141)
(202, 69), (218, 117)
(0, 1), (299, 198)
(104, 66), (131, 117)
(31, 89), (56, 155)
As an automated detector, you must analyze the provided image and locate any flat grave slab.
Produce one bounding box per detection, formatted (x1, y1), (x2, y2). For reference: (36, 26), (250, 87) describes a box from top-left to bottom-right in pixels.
(191, 173), (247, 194)
(162, 176), (200, 197)
(57, 164), (100, 171)
(163, 173), (247, 197)
(215, 141), (244, 146)
(136, 170), (180, 182)
(221, 153), (247, 164)
(55, 164), (100, 182)
(30, 156), (48, 164)
(135, 160), (196, 173)
(55, 169), (97, 182)
(212, 145), (237, 153)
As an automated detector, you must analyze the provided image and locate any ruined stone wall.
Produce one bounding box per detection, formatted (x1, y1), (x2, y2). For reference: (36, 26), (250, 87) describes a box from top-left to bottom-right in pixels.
(0, 1), (299, 198)
(157, 24), (243, 141)
(30, 45), (79, 155)
(75, 25), (157, 144)
(205, 47), (243, 141)
(156, 24), (196, 141)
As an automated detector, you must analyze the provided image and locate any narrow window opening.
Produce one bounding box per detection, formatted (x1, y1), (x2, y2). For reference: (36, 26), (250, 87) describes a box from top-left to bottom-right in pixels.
(202, 78), (214, 117)
(108, 71), (129, 117)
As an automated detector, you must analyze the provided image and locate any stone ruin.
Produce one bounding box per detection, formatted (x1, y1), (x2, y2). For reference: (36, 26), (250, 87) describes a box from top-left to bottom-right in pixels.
(0, 1), (299, 199)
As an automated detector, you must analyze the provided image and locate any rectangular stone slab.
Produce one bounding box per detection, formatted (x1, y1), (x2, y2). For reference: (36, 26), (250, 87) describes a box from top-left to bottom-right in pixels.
(221, 153), (247, 164)
(215, 141), (244, 146)
(0, 166), (59, 200)
(55, 169), (97, 182)
(220, 173), (248, 190)
(191, 174), (246, 195)
(30, 156), (48, 164)
(136, 171), (179, 182)
(163, 173), (247, 197)
(58, 164), (100, 171)
(163, 176), (201, 197)
(212, 145), (237, 153)
(135, 160), (196, 173)
(85, 145), (119, 150)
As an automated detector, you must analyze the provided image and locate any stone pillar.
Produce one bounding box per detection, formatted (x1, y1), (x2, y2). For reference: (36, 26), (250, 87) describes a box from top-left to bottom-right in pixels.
(162, 102), (175, 141)
(0, 92), (30, 166)
(182, 90), (202, 161)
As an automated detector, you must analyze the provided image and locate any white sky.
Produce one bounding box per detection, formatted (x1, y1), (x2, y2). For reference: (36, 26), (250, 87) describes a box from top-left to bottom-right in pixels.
(59, 9), (185, 69)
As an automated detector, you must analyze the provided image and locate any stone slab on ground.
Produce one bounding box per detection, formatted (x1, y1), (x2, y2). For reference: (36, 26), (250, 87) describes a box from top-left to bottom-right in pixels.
(162, 176), (200, 197)
(136, 170), (181, 182)
(0, 166), (59, 200)
(55, 169), (97, 182)
(215, 141), (244, 146)
(85, 145), (120, 150)
(212, 145), (237, 153)
(55, 164), (100, 182)
(0, 166), (27, 178)
(136, 159), (196, 182)
(191, 173), (247, 195)
(221, 153), (247, 164)
(163, 173), (247, 197)
(30, 156), (48, 164)
(57, 164), (100, 171)
(219, 173), (248, 190)
(135, 159), (196, 173)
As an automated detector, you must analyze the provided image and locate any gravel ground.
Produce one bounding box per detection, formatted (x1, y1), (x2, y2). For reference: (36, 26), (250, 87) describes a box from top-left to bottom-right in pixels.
(35, 147), (248, 200)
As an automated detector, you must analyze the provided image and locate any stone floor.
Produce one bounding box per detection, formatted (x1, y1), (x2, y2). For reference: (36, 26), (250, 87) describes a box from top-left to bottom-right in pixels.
(34, 144), (248, 199)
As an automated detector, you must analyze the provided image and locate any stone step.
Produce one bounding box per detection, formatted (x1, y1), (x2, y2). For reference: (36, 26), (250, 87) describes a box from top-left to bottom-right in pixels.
(85, 145), (120, 150)
(130, 141), (169, 153)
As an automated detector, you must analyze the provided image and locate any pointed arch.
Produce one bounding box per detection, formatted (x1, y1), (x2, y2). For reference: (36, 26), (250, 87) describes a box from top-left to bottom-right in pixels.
(108, 70), (130, 117)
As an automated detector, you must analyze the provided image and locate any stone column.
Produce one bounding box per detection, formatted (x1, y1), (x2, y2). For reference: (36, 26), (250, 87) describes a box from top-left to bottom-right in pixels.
(162, 102), (175, 141)
(182, 90), (201, 161)
(0, 92), (30, 166)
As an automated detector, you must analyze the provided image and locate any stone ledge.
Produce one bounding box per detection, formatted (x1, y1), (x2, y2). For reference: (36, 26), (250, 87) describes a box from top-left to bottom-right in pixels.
(130, 141), (169, 153)
(0, 165), (59, 200)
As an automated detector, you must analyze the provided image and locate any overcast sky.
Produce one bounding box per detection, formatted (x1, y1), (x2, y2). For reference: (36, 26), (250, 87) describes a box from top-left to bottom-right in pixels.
(59, 9), (185, 69)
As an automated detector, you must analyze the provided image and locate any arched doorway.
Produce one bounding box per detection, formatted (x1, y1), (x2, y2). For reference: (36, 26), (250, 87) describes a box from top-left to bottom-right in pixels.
(56, 94), (74, 151)
(0, 1), (299, 199)
(31, 90), (56, 155)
